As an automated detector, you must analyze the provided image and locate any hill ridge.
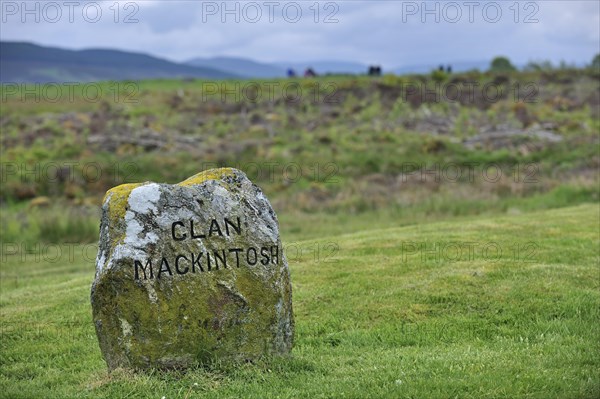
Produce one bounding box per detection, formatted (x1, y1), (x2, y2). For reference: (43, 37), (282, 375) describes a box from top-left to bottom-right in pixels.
(0, 41), (238, 82)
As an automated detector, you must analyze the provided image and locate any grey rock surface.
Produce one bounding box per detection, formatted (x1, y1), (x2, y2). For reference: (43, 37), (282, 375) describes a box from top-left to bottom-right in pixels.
(91, 168), (293, 370)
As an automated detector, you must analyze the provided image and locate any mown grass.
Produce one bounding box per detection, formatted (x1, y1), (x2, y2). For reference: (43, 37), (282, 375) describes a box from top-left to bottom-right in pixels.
(1, 204), (598, 398)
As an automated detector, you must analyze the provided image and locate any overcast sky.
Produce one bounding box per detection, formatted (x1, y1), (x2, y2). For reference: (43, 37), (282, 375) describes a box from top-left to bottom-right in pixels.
(1, 0), (598, 68)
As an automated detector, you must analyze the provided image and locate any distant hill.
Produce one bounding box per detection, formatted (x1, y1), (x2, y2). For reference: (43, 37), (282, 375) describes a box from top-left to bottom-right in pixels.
(186, 56), (286, 79)
(0, 42), (237, 83)
(2, 41), (538, 83)
(186, 57), (370, 78)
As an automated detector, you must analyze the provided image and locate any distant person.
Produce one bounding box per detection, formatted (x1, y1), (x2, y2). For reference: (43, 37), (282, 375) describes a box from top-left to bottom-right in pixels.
(287, 68), (296, 78)
(438, 64), (445, 72)
(304, 67), (317, 77)
(446, 65), (452, 74)
(368, 65), (382, 76)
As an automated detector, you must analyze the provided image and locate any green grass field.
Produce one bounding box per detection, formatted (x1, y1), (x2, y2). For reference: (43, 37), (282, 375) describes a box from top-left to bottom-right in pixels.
(1, 204), (598, 399)
(1, 69), (599, 397)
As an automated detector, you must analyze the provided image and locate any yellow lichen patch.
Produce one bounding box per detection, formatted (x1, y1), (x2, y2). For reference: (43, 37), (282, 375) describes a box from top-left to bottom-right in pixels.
(178, 168), (236, 187)
(104, 183), (145, 223)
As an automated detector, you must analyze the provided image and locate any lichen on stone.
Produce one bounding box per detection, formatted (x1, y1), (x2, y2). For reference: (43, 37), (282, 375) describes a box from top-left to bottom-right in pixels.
(178, 167), (236, 187)
(104, 182), (145, 223)
(91, 168), (294, 370)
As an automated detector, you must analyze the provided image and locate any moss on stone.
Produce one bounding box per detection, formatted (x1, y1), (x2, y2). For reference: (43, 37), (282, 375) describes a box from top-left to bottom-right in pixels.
(178, 168), (236, 188)
(104, 182), (145, 223)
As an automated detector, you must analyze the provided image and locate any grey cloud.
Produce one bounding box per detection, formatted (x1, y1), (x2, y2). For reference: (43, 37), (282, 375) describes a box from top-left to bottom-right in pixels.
(0, 0), (597, 68)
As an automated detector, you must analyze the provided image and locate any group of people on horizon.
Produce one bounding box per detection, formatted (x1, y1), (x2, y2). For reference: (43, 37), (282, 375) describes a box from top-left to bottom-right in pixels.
(368, 65), (382, 76)
(286, 65), (383, 78)
(287, 67), (317, 78)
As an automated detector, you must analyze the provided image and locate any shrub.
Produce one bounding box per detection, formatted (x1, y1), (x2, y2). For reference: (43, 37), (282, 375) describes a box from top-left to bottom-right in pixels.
(489, 56), (517, 73)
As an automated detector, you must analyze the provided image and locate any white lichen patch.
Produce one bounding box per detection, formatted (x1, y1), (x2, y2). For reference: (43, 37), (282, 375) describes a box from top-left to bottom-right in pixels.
(144, 282), (158, 304)
(103, 192), (114, 207)
(120, 318), (133, 350)
(124, 211), (159, 247)
(128, 183), (161, 214)
(120, 318), (133, 336)
(96, 251), (107, 274)
(211, 185), (230, 203)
